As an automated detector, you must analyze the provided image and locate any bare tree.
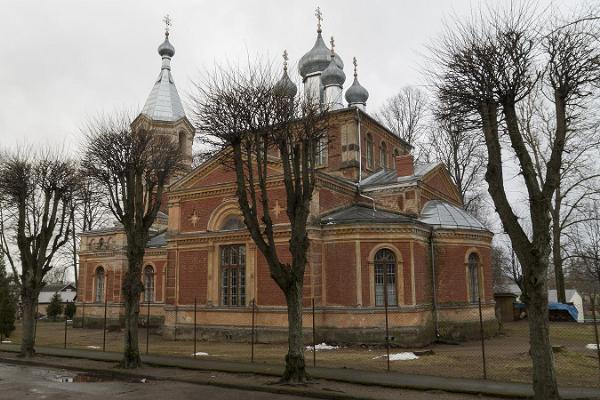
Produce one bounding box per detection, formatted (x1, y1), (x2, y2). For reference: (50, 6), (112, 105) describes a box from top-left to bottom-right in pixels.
(192, 62), (327, 382)
(83, 115), (182, 368)
(430, 6), (600, 399)
(376, 86), (428, 157)
(0, 149), (79, 357)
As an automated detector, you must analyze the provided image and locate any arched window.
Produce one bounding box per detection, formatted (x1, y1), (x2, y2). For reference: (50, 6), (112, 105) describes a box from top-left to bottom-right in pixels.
(144, 265), (155, 303)
(221, 245), (246, 306)
(220, 215), (245, 231)
(374, 249), (397, 306)
(315, 135), (328, 167)
(95, 267), (105, 303)
(366, 133), (374, 169)
(468, 253), (480, 303)
(178, 131), (187, 154)
(380, 142), (388, 169)
(393, 148), (400, 158)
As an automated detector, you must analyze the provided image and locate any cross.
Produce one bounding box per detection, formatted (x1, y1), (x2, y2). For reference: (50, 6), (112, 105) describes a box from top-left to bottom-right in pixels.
(189, 209), (200, 227)
(163, 14), (172, 34)
(315, 6), (323, 32)
(283, 49), (288, 72)
(330, 36), (335, 51)
(272, 200), (283, 218)
(353, 56), (358, 78)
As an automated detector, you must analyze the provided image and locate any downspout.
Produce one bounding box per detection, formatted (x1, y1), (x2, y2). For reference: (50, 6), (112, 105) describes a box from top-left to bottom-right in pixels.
(429, 227), (440, 338)
(355, 107), (375, 213)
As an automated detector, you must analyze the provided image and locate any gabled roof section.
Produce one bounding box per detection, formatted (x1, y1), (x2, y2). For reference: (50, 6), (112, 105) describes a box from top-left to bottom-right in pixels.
(359, 163), (439, 188)
(419, 200), (486, 231)
(321, 204), (416, 225)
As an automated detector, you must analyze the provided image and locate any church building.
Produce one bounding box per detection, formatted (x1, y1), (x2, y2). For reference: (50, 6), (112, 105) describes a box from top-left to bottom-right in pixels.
(76, 14), (496, 345)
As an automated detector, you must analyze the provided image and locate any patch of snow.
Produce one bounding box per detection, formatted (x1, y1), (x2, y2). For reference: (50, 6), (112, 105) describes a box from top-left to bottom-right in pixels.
(586, 344), (599, 350)
(192, 352), (209, 356)
(305, 342), (339, 351)
(373, 352), (419, 361)
(1, 340), (12, 344)
(86, 345), (100, 349)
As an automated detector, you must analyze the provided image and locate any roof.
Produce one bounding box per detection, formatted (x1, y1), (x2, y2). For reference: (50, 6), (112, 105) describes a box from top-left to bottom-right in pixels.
(146, 231), (167, 248)
(419, 200), (486, 231)
(38, 284), (76, 304)
(321, 204), (415, 225)
(548, 289), (581, 303)
(359, 163), (439, 188)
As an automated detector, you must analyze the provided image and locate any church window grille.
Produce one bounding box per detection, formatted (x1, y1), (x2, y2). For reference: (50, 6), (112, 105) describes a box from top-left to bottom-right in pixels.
(95, 267), (105, 303)
(366, 133), (374, 169)
(380, 142), (388, 169)
(144, 265), (154, 303)
(221, 245), (246, 306)
(468, 253), (480, 303)
(374, 249), (397, 306)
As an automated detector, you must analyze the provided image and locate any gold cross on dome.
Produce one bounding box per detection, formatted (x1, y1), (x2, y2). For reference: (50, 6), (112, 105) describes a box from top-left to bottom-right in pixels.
(353, 57), (358, 77)
(189, 209), (200, 227)
(272, 200), (283, 218)
(315, 6), (323, 32)
(163, 14), (172, 33)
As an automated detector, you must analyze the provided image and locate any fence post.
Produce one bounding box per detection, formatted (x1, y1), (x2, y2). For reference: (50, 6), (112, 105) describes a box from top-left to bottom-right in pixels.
(478, 296), (487, 379)
(193, 297), (197, 358)
(146, 301), (150, 355)
(174, 305), (178, 341)
(102, 298), (107, 352)
(591, 291), (600, 375)
(64, 315), (68, 349)
(251, 299), (256, 363)
(312, 298), (316, 368)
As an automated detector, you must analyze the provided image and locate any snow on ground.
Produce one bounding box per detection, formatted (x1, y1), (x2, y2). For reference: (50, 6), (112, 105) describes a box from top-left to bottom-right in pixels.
(1, 340), (12, 344)
(586, 344), (599, 350)
(373, 352), (419, 361)
(192, 352), (209, 356)
(305, 342), (339, 351)
(86, 345), (100, 349)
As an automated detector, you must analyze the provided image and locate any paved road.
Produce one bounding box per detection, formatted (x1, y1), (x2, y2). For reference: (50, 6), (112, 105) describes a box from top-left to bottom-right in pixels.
(0, 363), (318, 400)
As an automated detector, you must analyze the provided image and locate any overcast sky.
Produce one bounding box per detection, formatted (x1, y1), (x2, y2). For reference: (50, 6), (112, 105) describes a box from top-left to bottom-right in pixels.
(0, 0), (581, 152)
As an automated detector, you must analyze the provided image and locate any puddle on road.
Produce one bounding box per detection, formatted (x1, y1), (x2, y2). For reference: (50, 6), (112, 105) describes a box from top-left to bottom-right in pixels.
(54, 373), (112, 383)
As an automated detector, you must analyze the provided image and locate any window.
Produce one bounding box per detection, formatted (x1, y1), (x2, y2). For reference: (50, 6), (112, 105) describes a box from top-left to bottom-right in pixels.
(393, 148), (400, 158)
(315, 136), (328, 167)
(468, 253), (480, 303)
(144, 265), (154, 303)
(380, 142), (388, 169)
(178, 131), (187, 154)
(374, 249), (397, 306)
(366, 133), (374, 169)
(221, 245), (246, 306)
(95, 267), (105, 303)
(220, 215), (245, 231)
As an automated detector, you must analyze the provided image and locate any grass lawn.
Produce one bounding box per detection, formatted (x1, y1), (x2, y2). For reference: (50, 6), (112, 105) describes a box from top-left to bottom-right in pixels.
(2, 320), (598, 388)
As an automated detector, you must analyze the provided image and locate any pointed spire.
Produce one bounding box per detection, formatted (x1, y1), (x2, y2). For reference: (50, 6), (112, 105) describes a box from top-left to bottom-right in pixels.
(141, 17), (185, 122)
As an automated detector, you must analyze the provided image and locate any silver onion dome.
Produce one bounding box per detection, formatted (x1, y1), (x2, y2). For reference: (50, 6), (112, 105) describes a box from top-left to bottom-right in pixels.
(298, 31), (343, 79)
(158, 32), (175, 58)
(321, 38), (345, 87)
(274, 51), (298, 97)
(345, 57), (369, 105)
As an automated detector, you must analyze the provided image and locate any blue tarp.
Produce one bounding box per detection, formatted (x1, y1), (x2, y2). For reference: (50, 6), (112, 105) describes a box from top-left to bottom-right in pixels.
(514, 302), (578, 321)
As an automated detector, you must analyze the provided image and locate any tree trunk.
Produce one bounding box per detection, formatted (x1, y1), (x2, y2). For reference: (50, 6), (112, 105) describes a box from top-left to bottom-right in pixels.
(281, 280), (306, 383)
(524, 259), (560, 400)
(20, 296), (37, 358)
(552, 189), (566, 304)
(120, 239), (144, 369)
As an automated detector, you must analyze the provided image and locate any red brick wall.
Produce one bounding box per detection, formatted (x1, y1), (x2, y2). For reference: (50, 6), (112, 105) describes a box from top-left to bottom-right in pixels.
(256, 247), (287, 306)
(178, 250), (208, 304)
(324, 242), (356, 306)
(319, 186), (355, 214)
(166, 250), (177, 304)
(413, 242), (431, 304)
(180, 197), (222, 232)
(422, 170), (462, 206)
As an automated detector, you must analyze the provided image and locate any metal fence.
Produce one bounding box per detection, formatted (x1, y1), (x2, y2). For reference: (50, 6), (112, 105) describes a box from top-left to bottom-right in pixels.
(2, 294), (599, 388)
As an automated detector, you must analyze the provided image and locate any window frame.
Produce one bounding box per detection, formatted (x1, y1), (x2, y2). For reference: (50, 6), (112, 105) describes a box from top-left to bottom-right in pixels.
(374, 249), (398, 307)
(379, 141), (388, 169)
(95, 267), (105, 303)
(220, 244), (246, 307)
(143, 265), (155, 303)
(366, 133), (374, 169)
(467, 253), (480, 304)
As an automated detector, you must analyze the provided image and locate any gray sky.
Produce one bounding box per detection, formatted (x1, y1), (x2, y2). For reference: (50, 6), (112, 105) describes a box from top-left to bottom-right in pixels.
(0, 0), (533, 151)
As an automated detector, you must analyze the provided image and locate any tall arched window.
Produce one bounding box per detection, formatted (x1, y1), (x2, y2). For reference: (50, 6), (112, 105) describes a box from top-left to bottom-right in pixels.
(95, 267), (105, 303)
(374, 249), (397, 306)
(315, 135), (328, 167)
(366, 133), (374, 169)
(380, 142), (388, 169)
(144, 265), (155, 303)
(468, 253), (480, 303)
(221, 245), (246, 306)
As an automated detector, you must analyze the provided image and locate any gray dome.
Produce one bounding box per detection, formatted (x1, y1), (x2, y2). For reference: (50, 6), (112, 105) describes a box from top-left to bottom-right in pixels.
(321, 55), (346, 87)
(345, 76), (369, 105)
(158, 34), (175, 58)
(419, 200), (486, 230)
(274, 70), (298, 98)
(298, 32), (343, 78)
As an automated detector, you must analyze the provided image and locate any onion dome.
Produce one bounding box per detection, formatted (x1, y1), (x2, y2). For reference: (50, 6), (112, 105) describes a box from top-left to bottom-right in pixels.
(298, 7), (343, 79)
(320, 37), (345, 87)
(158, 32), (175, 58)
(274, 50), (298, 97)
(345, 57), (369, 105)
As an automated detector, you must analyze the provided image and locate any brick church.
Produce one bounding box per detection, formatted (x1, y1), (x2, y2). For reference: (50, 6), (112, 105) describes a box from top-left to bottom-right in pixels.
(76, 17), (495, 345)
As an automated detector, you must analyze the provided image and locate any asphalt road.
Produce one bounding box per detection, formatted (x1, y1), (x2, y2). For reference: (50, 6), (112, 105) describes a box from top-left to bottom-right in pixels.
(0, 363), (318, 400)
